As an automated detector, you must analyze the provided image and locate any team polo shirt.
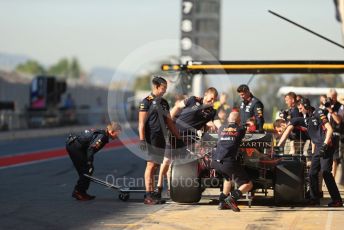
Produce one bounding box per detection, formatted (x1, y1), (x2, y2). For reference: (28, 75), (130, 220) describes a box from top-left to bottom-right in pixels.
(176, 96), (216, 132)
(239, 95), (264, 131)
(139, 93), (170, 136)
(213, 123), (246, 161)
(290, 108), (329, 146)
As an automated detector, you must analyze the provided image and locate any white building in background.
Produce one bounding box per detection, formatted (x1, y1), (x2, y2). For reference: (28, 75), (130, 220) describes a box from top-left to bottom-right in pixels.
(277, 86), (344, 97)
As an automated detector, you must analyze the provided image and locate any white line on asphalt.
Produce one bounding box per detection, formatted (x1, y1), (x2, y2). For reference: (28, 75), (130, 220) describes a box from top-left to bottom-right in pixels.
(325, 211), (333, 230)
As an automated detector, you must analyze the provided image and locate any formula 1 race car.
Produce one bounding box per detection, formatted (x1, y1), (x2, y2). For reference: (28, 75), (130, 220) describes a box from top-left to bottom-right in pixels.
(162, 60), (344, 205)
(169, 131), (307, 205)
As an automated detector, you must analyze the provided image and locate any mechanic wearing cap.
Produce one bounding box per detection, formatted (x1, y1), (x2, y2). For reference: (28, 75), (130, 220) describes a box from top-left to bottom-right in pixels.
(277, 98), (343, 207)
(211, 111), (253, 212)
(66, 121), (122, 201)
(237, 84), (265, 133)
(138, 76), (183, 205)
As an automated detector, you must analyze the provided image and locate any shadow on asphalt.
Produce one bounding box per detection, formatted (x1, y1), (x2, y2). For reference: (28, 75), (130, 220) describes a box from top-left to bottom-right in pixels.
(0, 145), (162, 230)
(170, 195), (344, 211)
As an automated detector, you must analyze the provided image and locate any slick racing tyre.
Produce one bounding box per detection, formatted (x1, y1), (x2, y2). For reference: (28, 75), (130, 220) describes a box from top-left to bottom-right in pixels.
(274, 160), (305, 205)
(170, 160), (202, 203)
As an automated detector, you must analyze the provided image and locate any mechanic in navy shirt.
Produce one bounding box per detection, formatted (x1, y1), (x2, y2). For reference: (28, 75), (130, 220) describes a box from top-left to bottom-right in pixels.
(278, 98), (343, 207)
(154, 88), (218, 199)
(237, 84), (265, 133)
(281, 91), (308, 155)
(171, 87), (218, 133)
(138, 76), (182, 205)
(282, 92), (301, 121)
(66, 121), (122, 201)
(211, 111), (253, 212)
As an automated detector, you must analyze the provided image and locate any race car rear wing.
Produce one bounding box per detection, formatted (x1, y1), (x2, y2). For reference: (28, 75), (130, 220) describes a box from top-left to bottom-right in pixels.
(161, 60), (344, 74)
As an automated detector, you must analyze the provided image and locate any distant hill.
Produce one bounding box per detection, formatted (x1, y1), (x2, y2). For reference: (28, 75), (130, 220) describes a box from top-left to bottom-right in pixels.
(0, 52), (31, 71)
(0, 52), (134, 88)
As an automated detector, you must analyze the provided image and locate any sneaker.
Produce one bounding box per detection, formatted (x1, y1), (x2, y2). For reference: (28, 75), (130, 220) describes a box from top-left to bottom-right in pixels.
(87, 194), (96, 200)
(72, 190), (95, 201)
(152, 191), (167, 204)
(143, 195), (166, 205)
(151, 191), (162, 200)
(224, 196), (240, 212)
(328, 200), (343, 207)
(218, 201), (231, 210)
(157, 199), (166, 204)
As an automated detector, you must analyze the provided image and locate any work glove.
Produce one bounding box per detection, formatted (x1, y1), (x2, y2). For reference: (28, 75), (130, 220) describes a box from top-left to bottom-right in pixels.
(139, 140), (147, 152)
(196, 130), (204, 138)
(319, 143), (328, 158)
(87, 161), (94, 175)
(175, 138), (186, 149)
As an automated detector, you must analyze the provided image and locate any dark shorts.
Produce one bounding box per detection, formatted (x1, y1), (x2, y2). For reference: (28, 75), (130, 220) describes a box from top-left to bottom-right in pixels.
(146, 133), (166, 164)
(211, 159), (250, 187)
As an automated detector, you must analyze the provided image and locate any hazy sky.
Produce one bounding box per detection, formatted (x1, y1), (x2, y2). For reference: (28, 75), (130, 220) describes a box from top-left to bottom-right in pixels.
(0, 0), (343, 90)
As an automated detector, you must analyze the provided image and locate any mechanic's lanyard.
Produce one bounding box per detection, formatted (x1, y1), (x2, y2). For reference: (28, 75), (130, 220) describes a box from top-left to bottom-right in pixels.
(151, 97), (169, 138)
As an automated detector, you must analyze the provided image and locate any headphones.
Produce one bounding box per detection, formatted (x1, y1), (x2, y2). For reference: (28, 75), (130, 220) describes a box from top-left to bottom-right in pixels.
(299, 98), (311, 110)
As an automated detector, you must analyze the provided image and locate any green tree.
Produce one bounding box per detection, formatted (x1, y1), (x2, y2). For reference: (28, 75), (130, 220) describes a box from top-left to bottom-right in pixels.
(48, 58), (70, 78)
(133, 74), (151, 91)
(288, 74), (343, 87)
(253, 75), (286, 122)
(15, 60), (45, 75)
(69, 57), (81, 79)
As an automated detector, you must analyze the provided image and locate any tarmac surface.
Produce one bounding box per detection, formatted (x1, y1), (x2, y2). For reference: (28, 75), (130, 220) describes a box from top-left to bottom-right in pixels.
(0, 125), (344, 230)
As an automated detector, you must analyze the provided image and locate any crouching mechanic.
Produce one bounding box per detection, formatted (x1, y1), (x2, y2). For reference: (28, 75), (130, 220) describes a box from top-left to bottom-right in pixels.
(211, 112), (253, 212)
(66, 122), (122, 201)
(277, 98), (343, 207)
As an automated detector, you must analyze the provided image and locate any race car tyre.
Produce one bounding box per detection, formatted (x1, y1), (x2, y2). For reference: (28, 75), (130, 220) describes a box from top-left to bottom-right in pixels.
(170, 160), (202, 203)
(274, 159), (305, 205)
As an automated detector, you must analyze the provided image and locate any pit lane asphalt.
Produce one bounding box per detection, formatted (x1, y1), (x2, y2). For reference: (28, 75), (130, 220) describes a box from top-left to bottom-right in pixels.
(1, 130), (344, 229)
(0, 129), (167, 230)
